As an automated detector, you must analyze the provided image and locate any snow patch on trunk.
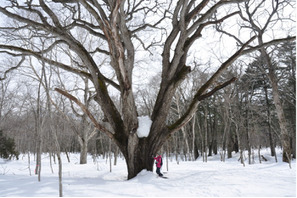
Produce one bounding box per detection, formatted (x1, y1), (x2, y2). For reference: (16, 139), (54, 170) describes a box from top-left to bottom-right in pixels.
(136, 116), (152, 138)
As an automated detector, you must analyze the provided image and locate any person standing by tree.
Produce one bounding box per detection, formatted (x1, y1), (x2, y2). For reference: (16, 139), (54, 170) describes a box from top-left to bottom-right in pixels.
(154, 154), (163, 177)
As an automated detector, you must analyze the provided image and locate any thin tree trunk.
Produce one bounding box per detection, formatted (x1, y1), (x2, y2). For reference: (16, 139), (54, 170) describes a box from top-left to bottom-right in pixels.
(109, 139), (112, 173)
(235, 124), (245, 167)
(204, 107), (208, 162)
(166, 142), (169, 171)
(49, 152), (54, 174)
(174, 133), (180, 165)
(35, 76), (43, 182)
(79, 137), (88, 164)
(197, 116), (204, 161)
(258, 146), (262, 164)
(222, 118), (231, 162)
(41, 56), (63, 196)
(212, 105), (218, 155)
(55, 151), (63, 197)
(192, 114), (196, 161)
(79, 78), (91, 165)
(227, 130), (233, 159)
(50, 105), (63, 197)
(245, 107), (252, 165)
(176, 95), (190, 161)
(28, 152), (31, 176)
(258, 37), (291, 166)
(268, 61), (291, 166)
(221, 103), (231, 162)
(264, 85), (276, 157)
(65, 152), (70, 163)
(114, 146), (118, 166)
(230, 103), (245, 166)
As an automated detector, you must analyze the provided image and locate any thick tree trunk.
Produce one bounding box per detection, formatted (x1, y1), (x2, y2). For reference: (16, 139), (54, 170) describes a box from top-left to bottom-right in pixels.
(120, 126), (171, 179)
(125, 136), (153, 179)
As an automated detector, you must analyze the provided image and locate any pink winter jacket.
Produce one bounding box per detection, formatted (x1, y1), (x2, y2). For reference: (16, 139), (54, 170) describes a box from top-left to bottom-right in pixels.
(154, 155), (162, 168)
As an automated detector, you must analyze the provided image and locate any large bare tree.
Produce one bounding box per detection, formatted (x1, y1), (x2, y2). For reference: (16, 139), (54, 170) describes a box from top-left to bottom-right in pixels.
(0, 0), (294, 179)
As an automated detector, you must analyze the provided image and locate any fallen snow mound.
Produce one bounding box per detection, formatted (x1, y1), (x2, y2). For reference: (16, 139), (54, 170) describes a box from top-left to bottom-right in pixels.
(0, 148), (295, 197)
(136, 116), (152, 138)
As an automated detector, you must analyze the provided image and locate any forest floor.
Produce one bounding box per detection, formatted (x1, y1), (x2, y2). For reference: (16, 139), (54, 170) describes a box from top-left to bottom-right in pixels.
(0, 148), (295, 197)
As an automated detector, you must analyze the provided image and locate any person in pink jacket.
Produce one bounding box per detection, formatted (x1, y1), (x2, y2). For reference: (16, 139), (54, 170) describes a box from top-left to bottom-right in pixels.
(154, 154), (163, 177)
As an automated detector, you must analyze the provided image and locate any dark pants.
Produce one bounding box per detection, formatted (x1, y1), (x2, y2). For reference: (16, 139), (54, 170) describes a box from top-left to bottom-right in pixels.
(156, 167), (163, 176)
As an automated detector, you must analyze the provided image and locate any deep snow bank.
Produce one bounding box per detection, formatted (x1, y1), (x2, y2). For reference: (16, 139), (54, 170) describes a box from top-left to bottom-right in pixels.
(0, 148), (295, 197)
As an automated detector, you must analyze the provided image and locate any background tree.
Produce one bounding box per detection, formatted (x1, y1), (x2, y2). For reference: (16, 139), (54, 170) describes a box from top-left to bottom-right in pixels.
(238, 0), (294, 164)
(276, 41), (296, 159)
(0, 130), (19, 160)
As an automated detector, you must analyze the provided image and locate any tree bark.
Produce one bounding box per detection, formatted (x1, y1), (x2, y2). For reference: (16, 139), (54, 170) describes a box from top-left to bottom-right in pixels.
(79, 137), (88, 165)
(259, 42), (291, 164)
(264, 85), (276, 157)
(267, 60), (292, 164)
(192, 114), (196, 160)
(35, 65), (43, 182)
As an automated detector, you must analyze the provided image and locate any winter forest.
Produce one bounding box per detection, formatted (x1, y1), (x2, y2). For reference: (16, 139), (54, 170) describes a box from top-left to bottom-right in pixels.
(0, 0), (296, 197)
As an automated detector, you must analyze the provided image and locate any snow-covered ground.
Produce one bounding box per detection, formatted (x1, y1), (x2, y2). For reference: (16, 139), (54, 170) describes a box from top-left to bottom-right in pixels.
(0, 148), (295, 197)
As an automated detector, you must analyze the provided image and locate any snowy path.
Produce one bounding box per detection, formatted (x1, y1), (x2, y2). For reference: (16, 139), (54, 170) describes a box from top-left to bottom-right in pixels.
(0, 150), (295, 197)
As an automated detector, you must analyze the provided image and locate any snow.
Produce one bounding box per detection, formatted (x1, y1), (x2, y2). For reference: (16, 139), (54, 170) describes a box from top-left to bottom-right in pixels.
(136, 116), (152, 138)
(0, 148), (295, 197)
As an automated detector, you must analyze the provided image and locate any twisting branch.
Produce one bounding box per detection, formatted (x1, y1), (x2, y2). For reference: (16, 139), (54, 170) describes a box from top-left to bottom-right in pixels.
(168, 77), (237, 133)
(195, 36), (256, 97)
(0, 56), (25, 81)
(187, 0), (248, 35)
(55, 88), (114, 140)
(168, 36), (256, 133)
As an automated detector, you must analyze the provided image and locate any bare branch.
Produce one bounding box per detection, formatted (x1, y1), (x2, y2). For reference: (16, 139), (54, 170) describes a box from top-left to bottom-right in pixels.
(187, 0), (248, 35)
(186, 0), (210, 22)
(55, 88), (114, 139)
(198, 77), (237, 101)
(186, 11), (241, 52)
(195, 36), (256, 97)
(242, 36), (296, 55)
(0, 7), (49, 30)
(168, 77), (237, 133)
(0, 44), (120, 90)
(168, 36), (256, 133)
(39, 0), (63, 28)
(0, 56), (25, 81)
